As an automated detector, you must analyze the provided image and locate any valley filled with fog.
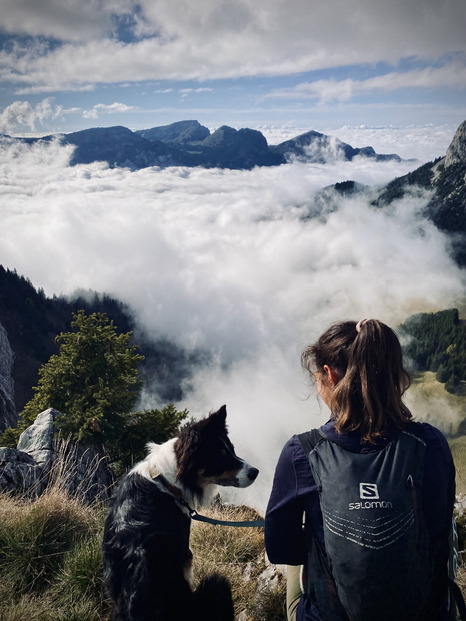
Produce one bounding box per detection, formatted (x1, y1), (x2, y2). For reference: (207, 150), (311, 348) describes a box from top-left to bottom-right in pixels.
(1, 125), (464, 509)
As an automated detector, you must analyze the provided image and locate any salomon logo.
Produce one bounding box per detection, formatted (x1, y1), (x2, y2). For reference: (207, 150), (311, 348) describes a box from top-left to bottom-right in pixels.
(348, 500), (393, 510)
(359, 483), (379, 499)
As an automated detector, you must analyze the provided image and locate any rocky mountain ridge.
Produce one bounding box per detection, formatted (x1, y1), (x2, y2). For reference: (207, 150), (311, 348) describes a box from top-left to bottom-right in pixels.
(308, 120), (466, 266)
(11, 120), (403, 171)
(373, 120), (466, 265)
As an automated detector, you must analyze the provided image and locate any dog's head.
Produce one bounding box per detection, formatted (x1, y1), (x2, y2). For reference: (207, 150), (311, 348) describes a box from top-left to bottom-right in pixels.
(174, 405), (259, 501)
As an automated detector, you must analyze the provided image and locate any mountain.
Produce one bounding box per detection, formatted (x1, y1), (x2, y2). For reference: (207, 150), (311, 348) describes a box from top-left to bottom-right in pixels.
(13, 121), (402, 171)
(373, 120), (466, 265)
(135, 120), (210, 146)
(57, 126), (195, 168)
(270, 130), (402, 163)
(191, 125), (284, 168)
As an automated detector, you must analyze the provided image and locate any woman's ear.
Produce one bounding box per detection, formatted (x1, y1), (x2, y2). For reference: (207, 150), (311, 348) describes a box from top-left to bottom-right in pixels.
(323, 365), (339, 386)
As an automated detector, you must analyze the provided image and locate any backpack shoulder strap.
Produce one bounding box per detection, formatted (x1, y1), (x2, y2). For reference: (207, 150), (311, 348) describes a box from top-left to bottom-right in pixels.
(298, 428), (326, 456)
(401, 421), (427, 445)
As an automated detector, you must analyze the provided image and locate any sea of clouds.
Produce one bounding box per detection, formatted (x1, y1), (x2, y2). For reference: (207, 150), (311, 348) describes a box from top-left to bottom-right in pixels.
(1, 126), (465, 510)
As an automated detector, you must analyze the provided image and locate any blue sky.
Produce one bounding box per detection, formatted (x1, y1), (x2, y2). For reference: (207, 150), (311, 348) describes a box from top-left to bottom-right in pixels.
(0, 0), (465, 136)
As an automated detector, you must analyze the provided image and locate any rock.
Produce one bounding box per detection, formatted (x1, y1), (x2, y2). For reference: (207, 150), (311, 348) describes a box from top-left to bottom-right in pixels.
(0, 446), (41, 494)
(55, 440), (114, 502)
(445, 120), (466, 168)
(256, 554), (286, 594)
(17, 407), (57, 471)
(0, 319), (17, 432)
(0, 408), (113, 503)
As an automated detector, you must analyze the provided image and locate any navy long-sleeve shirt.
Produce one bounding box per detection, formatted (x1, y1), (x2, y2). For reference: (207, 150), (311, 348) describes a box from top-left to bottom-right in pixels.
(265, 419), (455, 621)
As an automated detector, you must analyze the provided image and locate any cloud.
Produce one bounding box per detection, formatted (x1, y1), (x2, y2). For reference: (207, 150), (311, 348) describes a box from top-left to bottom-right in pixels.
(1, 0), (465, 90)
(179, 88), (213, 95)
(0, 132), (464, 508)
(0, 0), (124, 41)
(0, 98), (62, 133)
(265, 63), (466, 103)
(82, 102), (135, 119)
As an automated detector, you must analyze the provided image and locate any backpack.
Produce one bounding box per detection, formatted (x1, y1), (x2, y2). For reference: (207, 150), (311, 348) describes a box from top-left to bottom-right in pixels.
(298, 425), (435, 621)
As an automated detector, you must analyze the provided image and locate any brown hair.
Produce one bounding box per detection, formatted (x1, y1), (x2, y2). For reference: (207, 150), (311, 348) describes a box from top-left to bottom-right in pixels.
(301, 319), (412, 442)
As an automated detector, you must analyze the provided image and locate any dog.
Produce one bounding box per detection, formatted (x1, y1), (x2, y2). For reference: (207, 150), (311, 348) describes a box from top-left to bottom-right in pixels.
(102, 405), (259, 621)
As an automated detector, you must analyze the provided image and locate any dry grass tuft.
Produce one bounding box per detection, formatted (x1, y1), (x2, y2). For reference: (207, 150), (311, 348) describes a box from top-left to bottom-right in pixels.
(0, 440), (109, 620)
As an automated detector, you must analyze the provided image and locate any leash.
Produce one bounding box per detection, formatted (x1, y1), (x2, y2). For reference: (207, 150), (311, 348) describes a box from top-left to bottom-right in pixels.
(188, 507), (265, 528)
(153, 474), (265, 528)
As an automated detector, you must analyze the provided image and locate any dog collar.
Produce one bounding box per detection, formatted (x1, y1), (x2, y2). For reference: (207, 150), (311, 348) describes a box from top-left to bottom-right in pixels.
(153, 473), (183, 500)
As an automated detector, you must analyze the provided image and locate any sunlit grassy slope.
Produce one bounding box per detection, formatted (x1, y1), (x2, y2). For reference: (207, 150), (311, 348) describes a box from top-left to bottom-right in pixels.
(406, 371), (466, 494)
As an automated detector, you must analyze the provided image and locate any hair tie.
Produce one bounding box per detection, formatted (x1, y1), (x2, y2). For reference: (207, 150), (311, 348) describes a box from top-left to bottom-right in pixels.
(356, 319), (368, 333)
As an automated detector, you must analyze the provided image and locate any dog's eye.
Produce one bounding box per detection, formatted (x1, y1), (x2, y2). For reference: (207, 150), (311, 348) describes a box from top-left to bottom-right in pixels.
(220, 449), (227, 456)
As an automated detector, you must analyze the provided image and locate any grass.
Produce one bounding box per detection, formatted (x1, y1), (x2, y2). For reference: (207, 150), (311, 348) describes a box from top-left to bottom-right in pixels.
(190, 503), (285, 620)
(406, 371), (466, 436)
(0, 481), (284, 621)
(0, 482), (109, 620)
(450, 437), (466, 495)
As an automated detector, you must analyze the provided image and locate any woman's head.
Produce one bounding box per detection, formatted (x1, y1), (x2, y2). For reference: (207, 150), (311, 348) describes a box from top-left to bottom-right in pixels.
(301, 319), (412, 442)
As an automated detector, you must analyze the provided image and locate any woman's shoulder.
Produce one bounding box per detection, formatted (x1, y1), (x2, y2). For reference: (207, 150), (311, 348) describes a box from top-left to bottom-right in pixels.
(406, 421), (453, 463)
(406, 420), (448, 443)
(281, 433), (309, 459)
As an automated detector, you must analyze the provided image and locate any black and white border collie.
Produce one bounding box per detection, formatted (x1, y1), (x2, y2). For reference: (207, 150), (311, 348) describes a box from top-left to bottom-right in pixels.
(102, 405), (259, 621)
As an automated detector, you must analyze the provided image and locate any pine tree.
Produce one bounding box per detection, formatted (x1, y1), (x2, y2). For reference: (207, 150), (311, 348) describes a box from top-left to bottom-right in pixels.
(17, 310), (144, 446)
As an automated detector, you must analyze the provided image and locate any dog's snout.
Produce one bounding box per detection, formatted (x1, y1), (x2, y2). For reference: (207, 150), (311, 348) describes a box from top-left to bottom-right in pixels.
(248, 467), (259, 481)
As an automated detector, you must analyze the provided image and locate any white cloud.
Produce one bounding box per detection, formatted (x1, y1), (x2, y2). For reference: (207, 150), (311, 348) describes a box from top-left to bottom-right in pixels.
(0, 133), (464, 508)
(179, 88), (213, 94)
(0, 0), (127, 41)
(265, 63), (466, 103)
(1, 0), (465, 89)
(82, 102), (135, 119)
(0, 98), (63, 133)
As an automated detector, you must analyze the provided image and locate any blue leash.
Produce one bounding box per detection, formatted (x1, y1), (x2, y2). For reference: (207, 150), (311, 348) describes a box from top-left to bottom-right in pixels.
(189, 507), (265, 527)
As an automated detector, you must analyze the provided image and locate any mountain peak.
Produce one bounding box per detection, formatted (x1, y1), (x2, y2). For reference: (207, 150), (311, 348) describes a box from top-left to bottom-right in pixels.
(135, 120), (210, 146)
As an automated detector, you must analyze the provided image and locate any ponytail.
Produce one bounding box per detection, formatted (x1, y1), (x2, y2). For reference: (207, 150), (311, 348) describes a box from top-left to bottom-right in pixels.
(302, 319), (413, 442)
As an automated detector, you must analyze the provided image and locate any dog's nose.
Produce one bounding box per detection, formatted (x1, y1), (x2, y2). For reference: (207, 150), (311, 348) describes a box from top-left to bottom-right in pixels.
(248, 467), (259, 481)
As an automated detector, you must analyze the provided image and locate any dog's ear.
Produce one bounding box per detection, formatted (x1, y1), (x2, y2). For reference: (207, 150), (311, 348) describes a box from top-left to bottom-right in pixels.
(209, 405), (227, 427)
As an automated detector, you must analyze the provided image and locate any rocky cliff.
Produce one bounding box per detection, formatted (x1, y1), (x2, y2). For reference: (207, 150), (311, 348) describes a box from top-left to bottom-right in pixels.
(445, 120), (466, 168)
(371, 119), (466, 266)
(0, 319), (17, 432)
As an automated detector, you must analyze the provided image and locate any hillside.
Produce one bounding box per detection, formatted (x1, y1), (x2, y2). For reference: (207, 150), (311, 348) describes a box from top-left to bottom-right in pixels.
(399, 309), (466, 396)
(0, 266), (206, 425)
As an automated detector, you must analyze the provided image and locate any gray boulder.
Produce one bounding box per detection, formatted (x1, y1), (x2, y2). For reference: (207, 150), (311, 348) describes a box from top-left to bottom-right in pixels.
(0, 408), (113, 503)
(0, 446), (41, 494)
(17, 407), (57, 472)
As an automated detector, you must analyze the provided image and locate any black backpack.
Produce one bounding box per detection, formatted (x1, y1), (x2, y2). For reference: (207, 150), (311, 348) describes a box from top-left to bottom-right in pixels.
(299, 425), (444, 621)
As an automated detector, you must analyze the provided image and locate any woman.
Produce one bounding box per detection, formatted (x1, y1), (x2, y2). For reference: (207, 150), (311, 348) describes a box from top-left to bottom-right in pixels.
(265, 319), (455, 621)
